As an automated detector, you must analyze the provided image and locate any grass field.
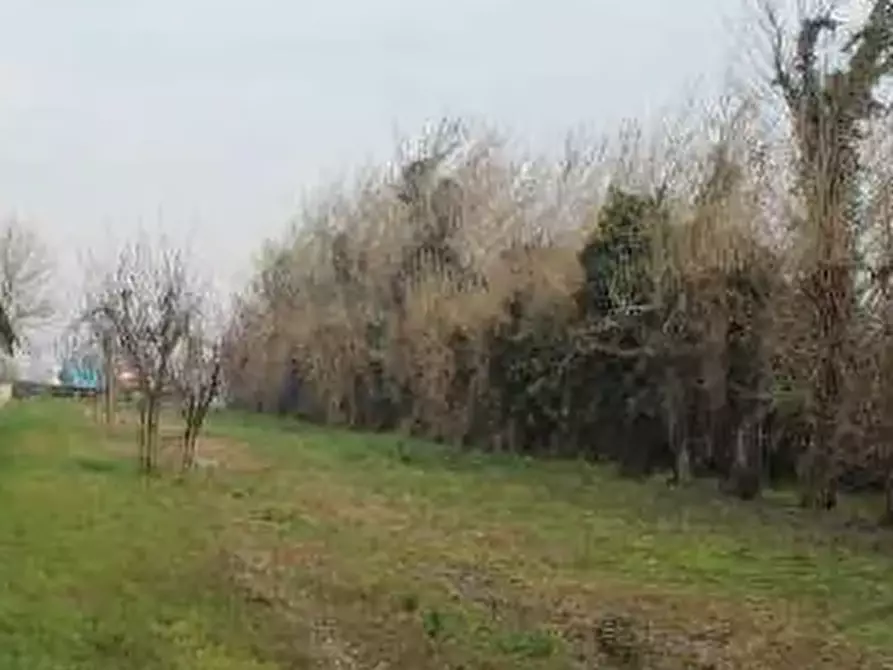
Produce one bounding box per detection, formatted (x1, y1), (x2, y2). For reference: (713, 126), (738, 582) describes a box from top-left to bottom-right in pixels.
(3, 400), (893, 668)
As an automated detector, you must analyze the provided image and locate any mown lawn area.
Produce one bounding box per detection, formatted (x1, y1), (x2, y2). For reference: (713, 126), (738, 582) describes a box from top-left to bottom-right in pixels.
(2, 399), (893, 668)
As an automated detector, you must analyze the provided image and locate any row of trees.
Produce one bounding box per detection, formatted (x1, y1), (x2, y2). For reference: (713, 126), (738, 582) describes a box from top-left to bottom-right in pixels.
(223, 1), (893, 521)
(72, 239), (224, 473)
(0, 219), (224, 477)
(0, 221), (224, 474)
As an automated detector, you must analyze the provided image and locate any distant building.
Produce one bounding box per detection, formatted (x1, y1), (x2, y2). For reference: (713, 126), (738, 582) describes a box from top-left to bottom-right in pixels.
(58, 360), (103, 391)
(61, 359), (145, 390)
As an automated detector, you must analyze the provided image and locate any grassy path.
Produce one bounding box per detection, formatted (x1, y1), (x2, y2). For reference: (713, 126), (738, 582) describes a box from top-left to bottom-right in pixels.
(2, 400), (893, 667)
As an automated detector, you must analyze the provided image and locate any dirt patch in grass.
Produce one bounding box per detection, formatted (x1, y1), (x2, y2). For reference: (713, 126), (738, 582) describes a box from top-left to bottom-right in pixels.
(220, 526), (884, 669)
(549, 582), (878, 669)
(290, 482), (414, 532)
(187, 435), (270, 474)
(219, 545), (438, 669)
(412, 558), (879, 669)
(217, 485), (881, 669)
(212, 462), (893, 668)
(218, 477), (886, 670)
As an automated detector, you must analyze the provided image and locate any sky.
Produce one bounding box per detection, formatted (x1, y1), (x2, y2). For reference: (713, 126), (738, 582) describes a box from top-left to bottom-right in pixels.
(0, 0), (754, 377)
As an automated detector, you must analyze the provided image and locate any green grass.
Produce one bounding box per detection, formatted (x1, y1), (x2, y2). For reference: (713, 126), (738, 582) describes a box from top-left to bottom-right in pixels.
(0, 402), (274, 669)
(2, 401), (893, 667)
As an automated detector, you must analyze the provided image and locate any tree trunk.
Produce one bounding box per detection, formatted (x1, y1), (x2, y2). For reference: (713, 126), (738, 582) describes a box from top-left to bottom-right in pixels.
(182, 430), (197, 471)
(799, 440), (837, 510)
(137, 393), (149, 472)
(182, 423), (195, 471)
(883, 468), (893, 526)
(798, 336), (843, 510)
(665, 368), (691, 486)
(144, 394), (160, 474)
(102, 334), (116, 426)
(675, 440), (692, 485)
(181, 404), (203, 472)
(727, 417), (761, 501)
(181, 396), (196, 471)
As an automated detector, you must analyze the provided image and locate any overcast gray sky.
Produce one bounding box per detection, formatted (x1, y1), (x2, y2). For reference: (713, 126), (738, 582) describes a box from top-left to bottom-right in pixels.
(0, 0), (749, 373)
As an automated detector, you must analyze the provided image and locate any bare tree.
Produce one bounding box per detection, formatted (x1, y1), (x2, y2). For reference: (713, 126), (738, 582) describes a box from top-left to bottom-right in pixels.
(0, 219), (54, 357)
(0, 219), (54, 337)
(172, 302), (224, 471)
(763, 0), (893, 509)
(86, 238), (197, 473)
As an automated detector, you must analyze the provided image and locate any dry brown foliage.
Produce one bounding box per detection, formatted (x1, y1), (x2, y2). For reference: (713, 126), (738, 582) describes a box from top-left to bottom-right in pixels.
(226, 2), (893, 518)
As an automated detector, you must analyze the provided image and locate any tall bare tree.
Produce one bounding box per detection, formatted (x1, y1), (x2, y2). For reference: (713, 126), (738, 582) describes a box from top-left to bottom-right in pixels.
(86, 238), (196, 473)
(765, 0), (893, 508)
(0, 219), (54, 356)
(0, 221), (54, 327)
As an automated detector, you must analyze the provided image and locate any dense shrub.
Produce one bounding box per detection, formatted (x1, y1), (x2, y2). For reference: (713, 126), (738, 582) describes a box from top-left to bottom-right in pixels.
(224, 2), (893, 517)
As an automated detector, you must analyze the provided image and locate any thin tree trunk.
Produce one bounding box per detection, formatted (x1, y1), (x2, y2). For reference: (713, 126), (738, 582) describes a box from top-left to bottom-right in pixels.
(182, 396), (214, 471)
(182, 402), (198, 471)
(182, 397), (194, 470)
(666, 368), (691, 486)
(675, 439), (692, 485)
(883, 466), (893, 526)
(182, 421), (194, 471)
(728, 416), (761, 500)
(137, 393), (148, 472)
(145, 395), (159, 473)
(102, 333), (116, 426)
